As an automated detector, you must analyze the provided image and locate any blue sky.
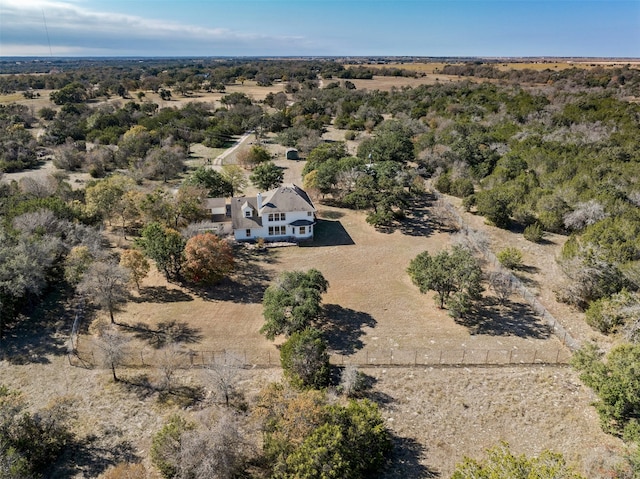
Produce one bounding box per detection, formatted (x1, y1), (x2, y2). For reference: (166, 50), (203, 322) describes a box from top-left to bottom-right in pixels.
(1, 0), (638, 57)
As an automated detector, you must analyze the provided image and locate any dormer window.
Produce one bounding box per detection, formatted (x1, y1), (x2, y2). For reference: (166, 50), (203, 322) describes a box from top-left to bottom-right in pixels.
(244, 209), (252, 218)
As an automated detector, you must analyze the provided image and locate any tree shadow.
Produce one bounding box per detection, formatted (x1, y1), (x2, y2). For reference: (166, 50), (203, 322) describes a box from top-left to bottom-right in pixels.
(317, 209), (345, 220)
(457, 297), (552, 339)
(0, 285), (76, 364)
(382, 435), (440, 479)
(122, 320), (204, 348)
(131, 286), (194, 303)
(394, 196), (437, 237)
(302, 219), (355, 247)
(55, 433), (139, 479)
(198, 246), (274, 303)
(321, 304), (376, 354)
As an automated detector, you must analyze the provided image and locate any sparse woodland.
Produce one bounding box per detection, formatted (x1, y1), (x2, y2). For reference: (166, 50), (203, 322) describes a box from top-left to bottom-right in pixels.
(1, 57), (640, 477)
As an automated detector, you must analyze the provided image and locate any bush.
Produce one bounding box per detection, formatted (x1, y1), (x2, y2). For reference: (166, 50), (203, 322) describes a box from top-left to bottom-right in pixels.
(584, 290), (637, 334)
(523, 223), (544, 243)
(497, 247), (523, 270)
(344, 130), (357, 141)
(450, 177), (474, 198)
(150, 415), (193, 478)
(434, 173), (451, 194)
(280, 328), (330, 389)
(452, 442), (585, 479)
(572, 343), (640, 440)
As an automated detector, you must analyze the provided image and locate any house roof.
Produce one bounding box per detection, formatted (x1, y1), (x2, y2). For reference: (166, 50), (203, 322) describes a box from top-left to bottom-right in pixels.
(202, 197), (226, 210)
(230, 184), (315, 231)
(230, 196), (262, 230)
(259, 184), (315, 215)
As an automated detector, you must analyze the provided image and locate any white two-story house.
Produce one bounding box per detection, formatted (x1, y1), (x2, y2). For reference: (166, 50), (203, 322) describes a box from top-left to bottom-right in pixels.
(230, 184), (316, 241)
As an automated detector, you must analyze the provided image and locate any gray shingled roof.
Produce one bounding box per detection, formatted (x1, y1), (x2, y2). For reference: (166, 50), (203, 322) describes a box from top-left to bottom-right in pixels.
(230, 196), (262, 230)
(230, 184), (315, 230)
(259, 184), (315, 214)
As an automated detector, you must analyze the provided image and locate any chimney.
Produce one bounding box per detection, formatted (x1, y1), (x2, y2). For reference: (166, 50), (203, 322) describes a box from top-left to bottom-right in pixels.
(257, 192), (263, 210)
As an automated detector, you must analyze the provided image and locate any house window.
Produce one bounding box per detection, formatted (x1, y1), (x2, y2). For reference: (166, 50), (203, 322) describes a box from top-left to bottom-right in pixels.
(244, 209), (252, 218)
(299, 226), (306, 235)
(268, 213), (274, 222)
(307, 211), (312, 217)
(245, 229), (251, 237)
(268, 225), (286, 236)
(280, 213), (286, 221)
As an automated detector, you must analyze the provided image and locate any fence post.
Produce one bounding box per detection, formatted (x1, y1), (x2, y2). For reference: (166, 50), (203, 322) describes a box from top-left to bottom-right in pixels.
(140, 351), (144, 367)
(532, 350), (537, 363)
(414, 350), (418, 366)
(556, 349), (561, 364)
(485, 350), (490, 364)
(508, 350), (513, 364)
(439, 350), (443, 364)
(461, 349), (466, 364)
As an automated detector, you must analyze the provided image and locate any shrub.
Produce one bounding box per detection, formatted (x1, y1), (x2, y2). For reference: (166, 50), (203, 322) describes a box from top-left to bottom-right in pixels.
(523, 223), (544, 243)
(434, 173), (451, 194)
(572, 343), (640, 440)
(344, 130), (357, 141)
(150, 415), (193, 479)
(584, 290), (637, 334)
(452, 442), (585, 479)
(280, 328), (330, 389)
(450, 177), (474, 198)
(497, 247), (523, 270)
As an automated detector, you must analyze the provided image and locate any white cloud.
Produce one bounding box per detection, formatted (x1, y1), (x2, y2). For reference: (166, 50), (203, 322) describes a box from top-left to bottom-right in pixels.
(0, 0), (309, 55)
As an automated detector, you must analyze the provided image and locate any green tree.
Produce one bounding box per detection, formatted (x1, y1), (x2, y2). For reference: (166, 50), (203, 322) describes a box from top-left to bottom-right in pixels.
(261, 269), (328, 340)
(407, 246), (483, 316)
(250, 162), (284, 191)
(356, 120), (415, 163)
(137, 223), (185, 280)
(238, 145), (271, 169)
(84, 174), (136, 226)
(119, 249), (150, 292)
(221, 164), (248, 196)
(49, 82), (87, 105)
(270, 397), (391, 479)
(452, 442), (585, 479)
(184, 166), (233, 198)
(475, 189), (512, 228)
(280, 328), (330, 390)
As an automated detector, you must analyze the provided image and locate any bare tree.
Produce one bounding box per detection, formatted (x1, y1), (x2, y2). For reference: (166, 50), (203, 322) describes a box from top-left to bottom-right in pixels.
(178, 410), (252, 479)
(489, 271), (515, 305)
(563, 200), (608, 231)
(339, 364), (366, 398)
(156, 343), (186, 391)
(205, 353), (244, 407)
(96, 326), (130, 382)
(78, 261), (130, 323)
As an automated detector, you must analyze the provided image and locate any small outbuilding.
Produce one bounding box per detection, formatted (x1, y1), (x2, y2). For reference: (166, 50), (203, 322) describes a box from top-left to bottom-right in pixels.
(285, 148), (299, 161)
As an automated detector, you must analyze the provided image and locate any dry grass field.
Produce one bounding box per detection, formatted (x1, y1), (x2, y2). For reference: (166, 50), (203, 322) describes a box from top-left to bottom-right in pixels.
(0, 76), (630, 477)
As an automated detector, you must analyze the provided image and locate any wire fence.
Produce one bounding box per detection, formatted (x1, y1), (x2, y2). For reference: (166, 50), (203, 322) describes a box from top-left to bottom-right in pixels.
(430, 188), (580, 351)
(69, 340), (571, 370)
